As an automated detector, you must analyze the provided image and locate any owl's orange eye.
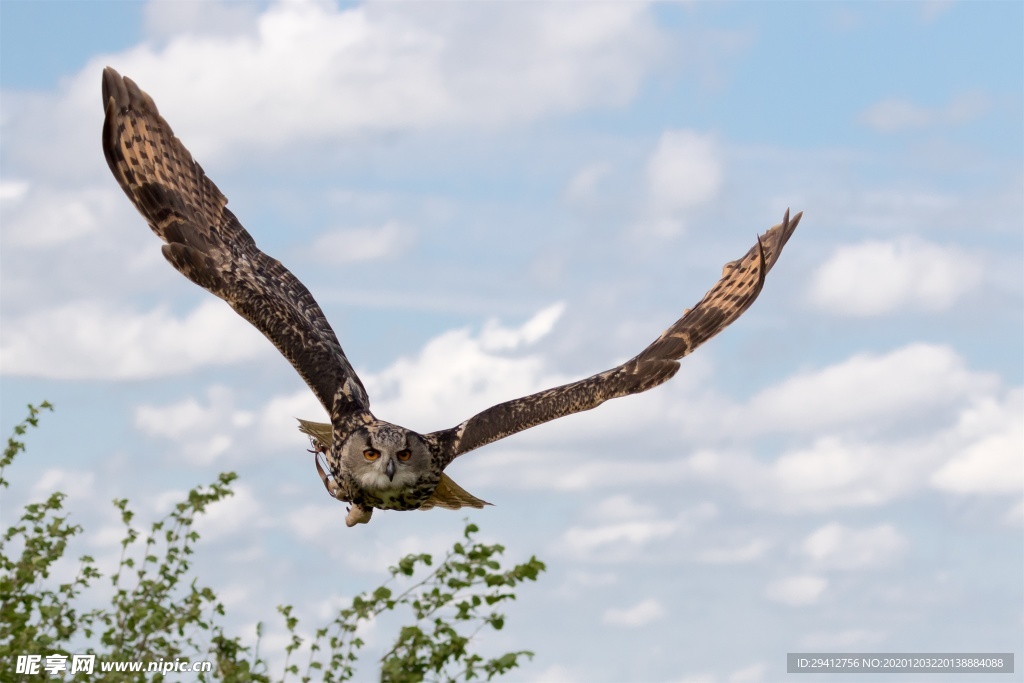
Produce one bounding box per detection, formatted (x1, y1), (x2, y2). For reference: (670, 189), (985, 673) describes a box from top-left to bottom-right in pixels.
(363, 448), (381, 461)
(396, 448), (412, 462)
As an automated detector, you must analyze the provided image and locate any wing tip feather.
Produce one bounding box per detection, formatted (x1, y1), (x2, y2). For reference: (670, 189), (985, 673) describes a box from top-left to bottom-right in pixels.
(102, 66), (161, 118)
(101, 67), (130, 110)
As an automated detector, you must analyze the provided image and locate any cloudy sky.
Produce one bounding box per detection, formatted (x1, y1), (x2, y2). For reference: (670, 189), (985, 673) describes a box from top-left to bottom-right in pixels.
(1, 1), (1021, 681)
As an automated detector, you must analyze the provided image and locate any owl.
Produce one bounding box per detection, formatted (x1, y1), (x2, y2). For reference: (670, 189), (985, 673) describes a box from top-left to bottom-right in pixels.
(101, 68), (802, 527)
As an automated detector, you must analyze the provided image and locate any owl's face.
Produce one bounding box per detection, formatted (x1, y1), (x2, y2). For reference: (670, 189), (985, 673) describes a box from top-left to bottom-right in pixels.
(336, 421), (432, 504)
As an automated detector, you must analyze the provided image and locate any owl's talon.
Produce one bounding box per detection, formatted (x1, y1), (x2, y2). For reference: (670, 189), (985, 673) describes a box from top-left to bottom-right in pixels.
(314, 451), (346, 500)
(314, 452), (332, 493)
(345, 503), (373, 527)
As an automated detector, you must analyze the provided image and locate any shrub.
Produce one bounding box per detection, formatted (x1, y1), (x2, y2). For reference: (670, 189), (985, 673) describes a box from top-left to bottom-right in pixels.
(0, 402), (544, 682)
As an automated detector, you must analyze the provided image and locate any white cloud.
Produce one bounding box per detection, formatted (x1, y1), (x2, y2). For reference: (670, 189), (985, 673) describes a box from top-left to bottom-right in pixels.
(677, 347), (1022, 510)
(0, 179), (176, 311)
(0, 299), (271, 379)
(555, 570), (618, 599)
(761, 437), (929, 511)
(561, 519), (676, 557)
(800, 523), (907, 570)
(364, 304), (569, 430)
(37, 2), (662, 166)
(930, 389), (1024, 495)
(805, 185), (1003, 238)
(859, 100), (931, 132)
(530, 665), (582, 683)
(674, 343), (999, 446)
(583, 494), (658, 523)
(256, 389), (326, 450)
(556, 500), (714, 561)
(729, 663), (767, 683)
(142, 0), (261, 41)
(31, 468), (97, 504)
(677, 674), (719, 683)
(152, 489), (189, 515)
(463, 448), (690, 493)
(217, 583), (266, 612)
(0, 179), (29, 202)
(482, 303), (566, 352)
(90, 523), (131, 550)
(696, 538), (772, 564)
(286, 503), (343, 543)
(136, 385), (250, 439)
(919, 1), (956, 23)
(1, 185), (121, 248)
(0, 1), (669, 203)
(306, 221), (414, 264)
(192, 483), (268, 541)
(808, 237), (985, 316)
(681, 387), (1022, 513)
(764, 575), (827, 606)
(643, 129), (723, 235)
(943, 91), (992, 124)
(126, 381), (321, 470)
(563, 161), (613, 204)
(1004, 499), (1024, 527)
(733, 343), (997, 435)
(678, 441), (921, 513)
(799, 629), (885, 649)
(135, 385), (256, 465)
(601, 598), (665, 627)
(859, 91), (990, 132)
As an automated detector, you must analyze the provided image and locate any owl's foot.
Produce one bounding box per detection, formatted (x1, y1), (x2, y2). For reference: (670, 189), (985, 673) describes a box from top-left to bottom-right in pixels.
(314, 452), (345, 499)
(345, 504), (373, 527)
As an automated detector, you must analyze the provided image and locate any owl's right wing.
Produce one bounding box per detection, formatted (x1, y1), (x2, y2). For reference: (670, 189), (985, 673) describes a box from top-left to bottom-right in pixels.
(102, 68), (369, 416)
(428, 210), (801, 463)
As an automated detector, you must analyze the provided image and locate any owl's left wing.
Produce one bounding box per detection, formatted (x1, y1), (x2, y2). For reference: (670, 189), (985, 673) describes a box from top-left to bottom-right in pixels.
(101, 68), (369, 418)
(428, 210), (801, 463)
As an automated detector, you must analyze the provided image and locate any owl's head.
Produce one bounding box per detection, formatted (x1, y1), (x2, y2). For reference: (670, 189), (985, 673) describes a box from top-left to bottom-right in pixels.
(334, 420), (433, 506)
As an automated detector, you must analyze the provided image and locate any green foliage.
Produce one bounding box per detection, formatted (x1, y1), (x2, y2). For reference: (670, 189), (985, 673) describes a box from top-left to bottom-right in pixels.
(0, 403), (545, 682)
(0, 401), (95, 658)
(290, 522), (545, 683)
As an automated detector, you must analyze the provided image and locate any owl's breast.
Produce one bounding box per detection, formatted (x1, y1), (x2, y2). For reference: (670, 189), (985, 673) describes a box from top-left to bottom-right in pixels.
(348, 470), (441, 512)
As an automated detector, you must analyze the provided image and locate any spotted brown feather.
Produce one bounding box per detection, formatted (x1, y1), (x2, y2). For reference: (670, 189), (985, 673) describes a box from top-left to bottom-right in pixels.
(101, 67), (368, 418)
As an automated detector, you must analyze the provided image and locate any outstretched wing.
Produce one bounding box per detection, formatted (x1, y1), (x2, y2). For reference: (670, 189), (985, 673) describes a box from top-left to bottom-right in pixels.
(101, 67), (369, 416)
(429, 210), (802, 462)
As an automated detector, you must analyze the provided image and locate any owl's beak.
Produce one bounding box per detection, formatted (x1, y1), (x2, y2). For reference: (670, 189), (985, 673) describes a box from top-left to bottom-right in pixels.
(385, 458), (396, 481)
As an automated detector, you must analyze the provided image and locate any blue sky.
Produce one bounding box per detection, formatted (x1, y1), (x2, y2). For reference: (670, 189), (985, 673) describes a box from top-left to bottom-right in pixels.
(1, 2), (1021, 681)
